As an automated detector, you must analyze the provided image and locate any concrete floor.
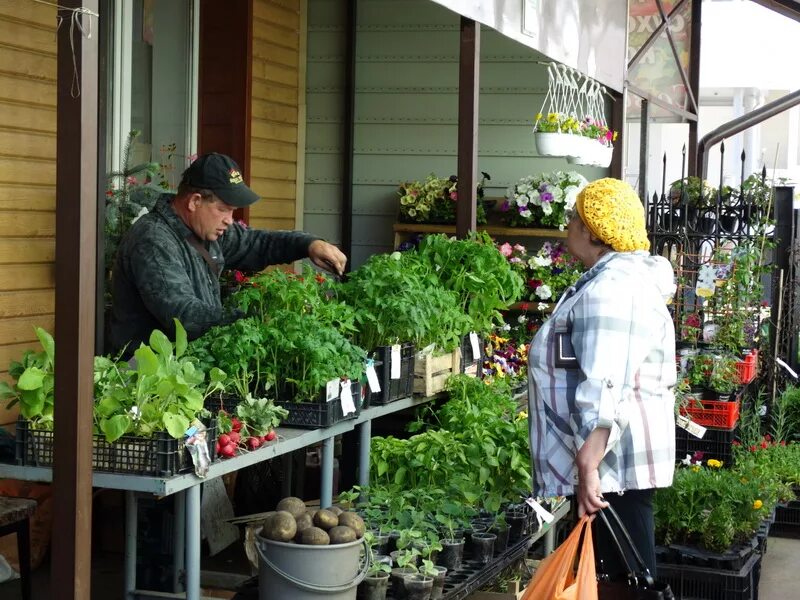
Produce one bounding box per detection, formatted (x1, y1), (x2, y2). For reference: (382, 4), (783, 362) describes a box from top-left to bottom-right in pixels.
(1, 537), (799, 599)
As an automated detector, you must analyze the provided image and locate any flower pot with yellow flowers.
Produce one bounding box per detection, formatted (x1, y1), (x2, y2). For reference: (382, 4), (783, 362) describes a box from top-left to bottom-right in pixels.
(532, 112), (582, 157)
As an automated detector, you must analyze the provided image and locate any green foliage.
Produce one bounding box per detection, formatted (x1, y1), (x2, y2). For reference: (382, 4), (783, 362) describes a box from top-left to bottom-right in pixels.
(93, 319), (225, 441)
(341, 251), (469, 351)
(770, 385), (800, 442)
(0, 328), (55, 423)
(415, 233), (524, 335)
(398, 173), (488, 225)
(232, 396), (289, 437)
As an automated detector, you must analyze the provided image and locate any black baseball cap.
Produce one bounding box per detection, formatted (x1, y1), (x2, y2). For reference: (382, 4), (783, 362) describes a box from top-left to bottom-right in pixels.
(180, 153), (260, 208)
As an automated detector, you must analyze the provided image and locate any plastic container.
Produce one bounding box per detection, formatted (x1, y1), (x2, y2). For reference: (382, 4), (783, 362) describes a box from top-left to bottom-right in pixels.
(681, 398), (740, 429)
(674, 424), (737, 467)
(257, 534), (369, 600)
(372, 343), (415, 405)
(276, 382), (362, 429)
(656, 552), (761, 600)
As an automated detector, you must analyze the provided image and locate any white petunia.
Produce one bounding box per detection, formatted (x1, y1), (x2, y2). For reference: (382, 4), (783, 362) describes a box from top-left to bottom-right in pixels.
(531, 255), (552, 267)
(519, 209), (532, 218)
(541, 203), (553, 216)
(535, 285), (552, 300)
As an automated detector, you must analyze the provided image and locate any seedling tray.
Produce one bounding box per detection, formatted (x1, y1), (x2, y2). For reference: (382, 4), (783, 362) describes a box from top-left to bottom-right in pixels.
(372, 343), (415, 405)
(656, 552), (761, 600)
(675, 424), (737, 467)
(15, 417), (217, 477)
(276, 382), (361, 429)
(772, 500), (800, 538)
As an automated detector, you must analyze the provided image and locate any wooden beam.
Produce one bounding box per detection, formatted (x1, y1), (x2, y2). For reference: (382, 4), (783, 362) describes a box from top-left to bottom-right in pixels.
(52, 1), (99, 598)
(456, 17), (479, 239)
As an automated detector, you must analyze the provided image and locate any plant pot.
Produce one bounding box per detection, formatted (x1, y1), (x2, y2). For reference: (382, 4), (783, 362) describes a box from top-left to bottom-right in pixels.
(390, 567), (416, 600)
(471, 532), (497, 564)
(358, 571), (390, 600)
(566, 136), (596, 165)
(390, 550), (419, 568)
(387, 530), (402, 554)
(506, 511), (526, 543)
(491, 524), (509, 555)
(371, 532), (390, 556)
(694, 213), (717, 234)
(437, 538), (464, 572)
(430, 566), (447, 600)
(534, 131), (579, 157)
(719, 211), (741, 234)
(404, 574), (434, 600)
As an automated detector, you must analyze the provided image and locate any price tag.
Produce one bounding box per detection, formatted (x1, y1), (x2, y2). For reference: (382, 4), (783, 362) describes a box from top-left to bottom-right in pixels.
(326, 379), (340, 402)
(464, 364), (478, 377)
(390, 344), (401, 380)
(525, 497), (554, 524)
(676, 415), (706, 439)
(366, 360), (381, 393)
(340, 379), (356, 415)
(469, 332), (481, 360)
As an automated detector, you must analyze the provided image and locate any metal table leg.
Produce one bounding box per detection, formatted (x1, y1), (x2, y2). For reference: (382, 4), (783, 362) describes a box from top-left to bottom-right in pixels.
(320, 436), (334, 508)
(185, 486), (201, 600)
(357, 419), (371, 488)
(544, 522), (555, 555)
(173, 491), (186, 593)
(124, 491), (137, 599)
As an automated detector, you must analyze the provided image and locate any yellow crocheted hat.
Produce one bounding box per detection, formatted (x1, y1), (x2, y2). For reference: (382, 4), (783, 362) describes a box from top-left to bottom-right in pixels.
(575, 178), (650, 252)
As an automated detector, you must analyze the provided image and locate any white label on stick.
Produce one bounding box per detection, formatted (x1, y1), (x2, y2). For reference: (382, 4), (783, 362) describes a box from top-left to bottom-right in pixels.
(525, 497), (554, 524)
(326, 379), (340, 402)
(366, 361), (381, 393)
(469, 332), (481, 359)
(340, 379), (356, 415)
(390, 344), (401, 380)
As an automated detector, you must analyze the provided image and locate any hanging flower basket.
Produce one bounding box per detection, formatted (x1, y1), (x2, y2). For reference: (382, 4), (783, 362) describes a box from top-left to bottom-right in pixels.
(534, 132), (580, 157)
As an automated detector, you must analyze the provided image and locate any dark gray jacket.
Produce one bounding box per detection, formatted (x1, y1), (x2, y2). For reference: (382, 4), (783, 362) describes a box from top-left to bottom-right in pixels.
(109, 194), (318, 354)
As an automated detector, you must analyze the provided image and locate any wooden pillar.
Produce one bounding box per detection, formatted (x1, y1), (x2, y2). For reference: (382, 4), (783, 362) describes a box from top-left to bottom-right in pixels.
(52, 2), (99, 598)
(456, 17), (479, 239)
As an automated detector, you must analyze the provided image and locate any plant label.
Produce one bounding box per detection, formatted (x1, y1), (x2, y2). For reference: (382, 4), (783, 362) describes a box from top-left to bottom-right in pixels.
(676, 414), (706, 439)
(366, 361), (381, 393)
(326, 379), (340, 402)
(469, 332), (481, 359)
(340, 379), (356, 415)
(525, 497), (554, 524)
(390, 344), (402, 380)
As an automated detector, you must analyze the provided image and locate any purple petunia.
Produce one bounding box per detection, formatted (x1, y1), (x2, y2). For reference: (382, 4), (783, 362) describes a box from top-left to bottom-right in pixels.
(500, 199), (510, 211)
(540, 192), (553, 203)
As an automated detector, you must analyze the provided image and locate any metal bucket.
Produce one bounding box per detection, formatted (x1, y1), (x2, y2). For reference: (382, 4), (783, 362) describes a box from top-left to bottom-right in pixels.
(257, 533), (369, 600)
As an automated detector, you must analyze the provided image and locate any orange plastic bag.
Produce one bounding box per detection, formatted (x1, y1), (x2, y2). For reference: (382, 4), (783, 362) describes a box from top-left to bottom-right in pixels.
(521, 515), (598, 600)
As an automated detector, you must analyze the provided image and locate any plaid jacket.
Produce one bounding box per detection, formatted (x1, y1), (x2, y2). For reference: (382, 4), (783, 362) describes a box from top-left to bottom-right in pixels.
(527, 251), (677, 497)
(110, 194), (318, 354)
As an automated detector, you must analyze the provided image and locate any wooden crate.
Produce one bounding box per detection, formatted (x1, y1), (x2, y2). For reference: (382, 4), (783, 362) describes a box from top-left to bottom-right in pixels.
(413, 348), (461, 396)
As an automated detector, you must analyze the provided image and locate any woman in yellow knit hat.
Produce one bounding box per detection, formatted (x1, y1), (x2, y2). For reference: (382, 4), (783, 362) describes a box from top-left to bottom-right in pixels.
(527, 178), (677, 580)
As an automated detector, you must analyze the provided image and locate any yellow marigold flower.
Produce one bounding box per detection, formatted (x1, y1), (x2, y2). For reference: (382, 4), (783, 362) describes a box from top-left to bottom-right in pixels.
(547, 113), (558, 122)
(753, 499), (763, 510)
(707, 459), (723, 468)
(691, 465), (701, 472)
(517, 411), (528, 420)
(535, 113), (543, 120)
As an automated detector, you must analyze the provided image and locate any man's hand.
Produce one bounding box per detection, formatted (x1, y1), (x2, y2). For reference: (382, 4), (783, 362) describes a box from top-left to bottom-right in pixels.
(308, 240), (347, 276)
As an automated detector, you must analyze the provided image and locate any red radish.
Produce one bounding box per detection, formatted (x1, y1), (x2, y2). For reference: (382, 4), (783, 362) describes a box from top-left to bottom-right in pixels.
(229, 431), (241, 445)
(264, 430), (276, 442)
(218, 433), (231, 447)
(221, 444), (236, 458)
(231, 417), (243, 432)
(215, 441), (221, 455)
(247, 437), (262, 450)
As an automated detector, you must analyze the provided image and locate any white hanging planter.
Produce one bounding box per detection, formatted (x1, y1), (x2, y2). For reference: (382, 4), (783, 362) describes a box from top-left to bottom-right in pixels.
(593, 144), (614, 168)
(566, 136), (596, 165)
(534, 132), (580, 157)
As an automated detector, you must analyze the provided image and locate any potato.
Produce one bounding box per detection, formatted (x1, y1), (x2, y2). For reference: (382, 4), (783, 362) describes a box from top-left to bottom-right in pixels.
(276, 496), (308, 519)
(300, 526), (330, 545)
(337, 512), (365, 538)
(328, 525), (357, 545)
(295, 511), (314, 534)
(329, 506), (344, 516)
(313, 509), (339, 530)
(261, 511), (297, 542)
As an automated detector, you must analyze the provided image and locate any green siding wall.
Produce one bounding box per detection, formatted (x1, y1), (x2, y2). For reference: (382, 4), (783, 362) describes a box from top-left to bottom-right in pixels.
(305, 0), (610, 266)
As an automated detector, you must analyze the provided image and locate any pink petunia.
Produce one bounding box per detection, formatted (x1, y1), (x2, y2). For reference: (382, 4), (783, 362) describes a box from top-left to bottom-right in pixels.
(500, 243), (513, 257)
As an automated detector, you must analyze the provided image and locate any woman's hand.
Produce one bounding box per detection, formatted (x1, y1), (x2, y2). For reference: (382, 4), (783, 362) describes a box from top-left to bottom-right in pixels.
(576, 466), (609, 517)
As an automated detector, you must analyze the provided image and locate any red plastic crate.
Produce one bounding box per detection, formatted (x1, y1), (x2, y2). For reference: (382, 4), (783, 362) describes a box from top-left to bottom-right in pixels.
(735, 350), (758, 385)
(681, 399), (740, 429)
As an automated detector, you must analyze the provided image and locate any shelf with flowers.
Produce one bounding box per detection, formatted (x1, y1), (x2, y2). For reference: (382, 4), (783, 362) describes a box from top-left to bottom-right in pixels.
(397, 172), (489, 225)
(498, 171), (588, 231)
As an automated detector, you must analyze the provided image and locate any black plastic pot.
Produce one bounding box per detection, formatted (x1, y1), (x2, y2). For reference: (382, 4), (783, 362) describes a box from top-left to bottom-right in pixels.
(491, 523), (509, 555)
(430, 566), (447, 600)
(506, 511), (525, 543)
(387, 530), (402, 554)
(371, 532), (390, 556)
(357, 572), (390, 600)
(471, 532), (497, 564)
(390, 567), (416, 600)
(437, 538), (464, 571)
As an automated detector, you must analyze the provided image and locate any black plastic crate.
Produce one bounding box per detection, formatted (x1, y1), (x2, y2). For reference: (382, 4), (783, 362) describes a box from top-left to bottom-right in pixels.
(656, 533), (758, 571)
(371, 343), (415, 405)
(656, 552), (761, 600)
(675, 423), (737, 467)
(203, 392), (243, 415)
(771, 500), (800, 538)
(276, 382), (361, 429)
(15, 417), (217, 477)
(460, 334), (484, 376)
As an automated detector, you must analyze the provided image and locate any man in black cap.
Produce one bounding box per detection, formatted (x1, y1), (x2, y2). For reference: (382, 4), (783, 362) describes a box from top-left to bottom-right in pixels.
(109, 152), (346, 354)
